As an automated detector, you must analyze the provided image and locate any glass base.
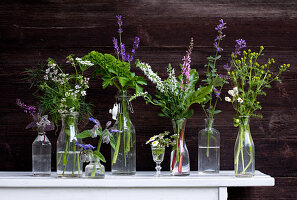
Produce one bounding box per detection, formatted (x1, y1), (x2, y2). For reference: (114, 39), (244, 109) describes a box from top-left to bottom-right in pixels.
(171, 172), (190, 176)
(198, 170), (219, 175)
(111, 171), (136, 176)
(33, 173), (51, 177)
(57, 174), (82, 178)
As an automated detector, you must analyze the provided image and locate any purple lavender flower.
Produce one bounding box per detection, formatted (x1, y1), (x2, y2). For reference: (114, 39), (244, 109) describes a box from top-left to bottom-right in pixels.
(113, 37), (120, 56)
(118, 28), (123, 34)
(120, 42), (127, 61)
(213, 87), (221, 98)
(232, 39), (246, 56)
(75, 142), (95, 150)
(213, 19), (227, 52)
(131, 36), (140, 55)
(116, 15), (122, 26)
(16, 99), (37, 118)
(106, 121), (112, 128)
(219, 74), (230, 80)
(223, 63), (231, 71)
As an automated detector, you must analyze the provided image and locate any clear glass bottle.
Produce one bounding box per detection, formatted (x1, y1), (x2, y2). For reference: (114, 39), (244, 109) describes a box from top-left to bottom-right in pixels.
(170, 118), (190, 176)
(85, 157), (105, 179)
(56, 112), (82, 178)
(198, 118), (220, 174)
(111, 91), (136, 175)
(32, 126), (51, 176)
(234, 116), (255, 177)
(151, 146), (165, 177)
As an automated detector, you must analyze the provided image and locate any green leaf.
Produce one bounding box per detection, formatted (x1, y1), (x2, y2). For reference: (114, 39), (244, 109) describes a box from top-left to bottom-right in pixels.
(118, 77), (129, 88)
(135, 84), (143, 94)
(76, 130), (91, 139)
(183, 109), (194, 119)
(93, 151), (106, 163)
(109, 133), (116, 150)
(213, 110), (222, 114)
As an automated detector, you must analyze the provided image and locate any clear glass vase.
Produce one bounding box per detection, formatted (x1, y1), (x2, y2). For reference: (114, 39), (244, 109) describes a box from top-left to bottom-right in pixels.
(198, 118), (220, 174)
(32, 127), (51, 176)
(85, 157), (105, 179)
(111, 91), (136, 175)
(57, 112), (82, 178)
(234, 116), (255, 177)
(170, 118), (190, 176)
(151, 146), (165, 177)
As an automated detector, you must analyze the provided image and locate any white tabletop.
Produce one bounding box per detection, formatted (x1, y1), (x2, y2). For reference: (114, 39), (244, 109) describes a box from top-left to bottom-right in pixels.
(0, 171), (274, 188)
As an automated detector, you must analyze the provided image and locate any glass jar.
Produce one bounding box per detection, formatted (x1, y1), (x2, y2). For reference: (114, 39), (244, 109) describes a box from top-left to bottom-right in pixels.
(85, 157), (105, 179)
(198, 118), (220, 174)
(57, 112), (82, 178)
(234, 116), (255, 177)
(170, 118), (190, 176)
(111, 91), (136, 175)
(32, 127), (51, 176)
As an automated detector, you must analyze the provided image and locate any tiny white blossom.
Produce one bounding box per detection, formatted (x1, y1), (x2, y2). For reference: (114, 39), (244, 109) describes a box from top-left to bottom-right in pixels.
(237, 97), (243, 103)
(75, 85), (81, 90)
(152, 141), (159, 147)
(44, 75), (48, 80)
(69, 107), (75, 112)
(228, 90), (235, 97)
(225, 97), (232, 102)
(61, 98), (66, 102)
(81, 90), (86, 96)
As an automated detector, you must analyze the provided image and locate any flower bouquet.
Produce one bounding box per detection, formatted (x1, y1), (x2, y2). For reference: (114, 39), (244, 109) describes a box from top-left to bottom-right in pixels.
(198, 19), (229, 174)
(83, 15), (147, 175)
(26, 55), (93, 177)
(132, 38), (213, 175)
(225, 42), (290, 177)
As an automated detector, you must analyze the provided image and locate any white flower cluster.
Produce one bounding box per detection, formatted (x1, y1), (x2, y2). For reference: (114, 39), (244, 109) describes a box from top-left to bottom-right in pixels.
(225, 87), (243, 103)
(164, 65), (178, 96)
(137, 61), (165, 93)
(44, 62), (70, 85)
(75, 58), (94, 66)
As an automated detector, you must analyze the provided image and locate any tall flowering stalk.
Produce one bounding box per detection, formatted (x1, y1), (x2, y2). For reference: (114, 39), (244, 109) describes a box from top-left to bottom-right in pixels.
(199, 19), (229, 158)
(225, 42), (290, 176)
(131, 39), (213, 174)
(83, 15), (146, 174)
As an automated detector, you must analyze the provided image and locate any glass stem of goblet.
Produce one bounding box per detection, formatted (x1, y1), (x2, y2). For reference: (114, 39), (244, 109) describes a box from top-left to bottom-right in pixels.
(155, 162), (162, 176)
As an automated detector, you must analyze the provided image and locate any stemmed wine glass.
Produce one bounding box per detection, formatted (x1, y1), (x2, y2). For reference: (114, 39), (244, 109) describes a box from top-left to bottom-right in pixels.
(151, 146), (165, 177)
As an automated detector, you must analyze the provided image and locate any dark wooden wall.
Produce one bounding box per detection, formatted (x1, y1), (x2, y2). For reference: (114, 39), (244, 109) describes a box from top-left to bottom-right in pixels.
(1, 0), (297, 199)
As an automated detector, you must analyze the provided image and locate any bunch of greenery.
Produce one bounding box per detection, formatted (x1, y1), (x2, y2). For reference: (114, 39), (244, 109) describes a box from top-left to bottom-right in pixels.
(83, 52), (146, 94)
(131, 39), (213, 120)
(225, 46), (290, 126)
(146, 131), (172, 148)
(26, 55), (93, 125)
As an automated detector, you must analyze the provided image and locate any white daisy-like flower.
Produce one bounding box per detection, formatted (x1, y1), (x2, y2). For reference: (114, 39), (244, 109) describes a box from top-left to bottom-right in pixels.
(151, 141), (159, 147)
(237, 97), (243, 103)
(146, 136), (158, 144)
(225, 97), (232, 102)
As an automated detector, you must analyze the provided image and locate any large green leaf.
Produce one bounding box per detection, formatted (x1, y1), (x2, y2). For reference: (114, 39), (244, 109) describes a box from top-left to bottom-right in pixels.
(118, 77), (129, 88)
(76, 130), (91, 139)
(93, 151), (106, 163)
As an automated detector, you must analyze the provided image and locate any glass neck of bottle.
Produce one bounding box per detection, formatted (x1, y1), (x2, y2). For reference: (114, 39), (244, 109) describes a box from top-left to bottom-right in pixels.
(205, 118), (214, 130)
(172, 118), (187, 140)
(62, 112), (78, 128)
(116, 91), (132, 118)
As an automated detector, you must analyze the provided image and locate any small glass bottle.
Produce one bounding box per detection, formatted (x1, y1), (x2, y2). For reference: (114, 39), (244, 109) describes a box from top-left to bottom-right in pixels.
(170, 118), (190, 176)
(32, 126), (51, 176)
(198, 118), (220, 174)
(234, 116), (255, 177)
(57, 112), (82, 178)
(85, 157), (105, 179)
(111, 91), (136, 175)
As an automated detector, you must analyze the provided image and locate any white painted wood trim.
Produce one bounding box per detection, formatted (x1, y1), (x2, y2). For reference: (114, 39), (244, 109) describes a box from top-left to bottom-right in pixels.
(219, 187), (228, 200)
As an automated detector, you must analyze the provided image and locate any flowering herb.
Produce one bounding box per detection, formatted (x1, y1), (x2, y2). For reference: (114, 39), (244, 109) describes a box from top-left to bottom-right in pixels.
(131, 39), (213, 120)
(16, 99), (55, 132)
(225, 44), (290, 126)
(26, 55), (92, 125)
(76, 117), (120, 166)
(201, 19), (229, 120)
(83, 15), (146, 94)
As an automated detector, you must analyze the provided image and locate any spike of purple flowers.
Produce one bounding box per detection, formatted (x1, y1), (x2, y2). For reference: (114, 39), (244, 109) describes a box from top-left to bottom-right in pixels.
(213, 87), (221, 98)
(213, 19), (227, 52)
(232, 39), (246, 56)
(131, 36), (140, 54)
(116, 15), (122, 26)
(16, 99), (37, 118)
(181, 38), (194, 88)
(113, 37), (120, 56)
(120, 42), (127, 61)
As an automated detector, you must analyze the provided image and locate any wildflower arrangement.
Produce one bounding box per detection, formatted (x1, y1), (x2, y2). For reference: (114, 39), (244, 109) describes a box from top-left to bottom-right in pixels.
(16, 99), (55, 132)
(26, 55), (93, 125)
(225, 44), (290, 124)
(132, 38), (213, 120)
(82, 15), (146, 170)
(201, 19), (229, 120)
(132, 38), (213, 174)
(146, 131), (172, 148)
